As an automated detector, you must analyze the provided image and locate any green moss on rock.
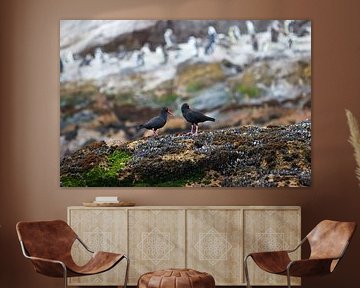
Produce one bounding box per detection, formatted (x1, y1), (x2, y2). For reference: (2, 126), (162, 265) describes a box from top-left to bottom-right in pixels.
(83, 150), (131, 186)
(235, 84), (260, 98)
(61, 147), (131, 187)
(186, 82), (205, 93)
(60, 176), (86, 187)
(175, 62), (225, 94)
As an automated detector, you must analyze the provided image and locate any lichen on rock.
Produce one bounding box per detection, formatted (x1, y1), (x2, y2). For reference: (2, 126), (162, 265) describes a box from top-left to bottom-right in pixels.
(60, 121), (311, 187)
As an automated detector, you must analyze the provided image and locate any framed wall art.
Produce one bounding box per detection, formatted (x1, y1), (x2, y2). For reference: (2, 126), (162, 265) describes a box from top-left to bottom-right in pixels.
(60, 20), (311, 187)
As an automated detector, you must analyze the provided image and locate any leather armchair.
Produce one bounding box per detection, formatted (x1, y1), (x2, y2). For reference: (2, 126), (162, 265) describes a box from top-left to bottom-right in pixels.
(16, 219), (129, 288)
(244, 220), (356, 288)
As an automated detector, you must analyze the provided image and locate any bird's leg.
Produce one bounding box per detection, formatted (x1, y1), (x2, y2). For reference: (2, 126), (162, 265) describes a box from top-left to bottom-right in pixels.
(190, 124), (194, 134)
(152, 129), (158, 136)
(194, 124), (199, 135)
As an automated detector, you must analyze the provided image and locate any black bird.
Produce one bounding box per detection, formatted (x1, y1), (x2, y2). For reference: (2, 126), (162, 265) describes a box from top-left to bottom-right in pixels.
(139, 107), (174, 136)
(181, 103), (215, 134)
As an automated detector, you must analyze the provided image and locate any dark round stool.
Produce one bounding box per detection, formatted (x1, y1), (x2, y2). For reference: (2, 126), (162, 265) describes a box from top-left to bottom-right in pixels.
(137, 268), (215, 288)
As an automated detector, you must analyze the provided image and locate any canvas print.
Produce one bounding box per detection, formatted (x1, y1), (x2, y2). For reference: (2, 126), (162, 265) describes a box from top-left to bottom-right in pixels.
(60, 20), (311, 187)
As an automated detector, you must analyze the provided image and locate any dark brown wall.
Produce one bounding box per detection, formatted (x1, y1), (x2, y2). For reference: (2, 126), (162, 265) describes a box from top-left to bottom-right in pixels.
(1, 0), (360, 287)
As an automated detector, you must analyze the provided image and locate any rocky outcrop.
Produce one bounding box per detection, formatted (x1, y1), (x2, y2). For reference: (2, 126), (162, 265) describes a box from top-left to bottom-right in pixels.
(60, 55), (311, 156)
(60, 20), (157, 56)
(61, 20), (282, 56)
(60, 20), (311, 155)
(227, 56), (311, 105)
(61, 20), (311, 56)
(60, 121), (311, 187)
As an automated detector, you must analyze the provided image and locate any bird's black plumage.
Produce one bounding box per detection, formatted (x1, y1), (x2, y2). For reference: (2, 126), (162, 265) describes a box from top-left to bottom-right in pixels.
(181, 103), (215, 124)
(139, 107), (173, 135)
(181, 103), (215, 134)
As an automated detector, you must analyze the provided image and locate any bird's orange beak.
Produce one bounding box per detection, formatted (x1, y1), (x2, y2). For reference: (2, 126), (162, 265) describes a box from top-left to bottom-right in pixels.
(167, 110), (174, 116)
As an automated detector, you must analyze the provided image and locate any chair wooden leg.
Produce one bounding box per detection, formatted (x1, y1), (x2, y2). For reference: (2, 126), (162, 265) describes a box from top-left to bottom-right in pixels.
(244, 255), (252, 288)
